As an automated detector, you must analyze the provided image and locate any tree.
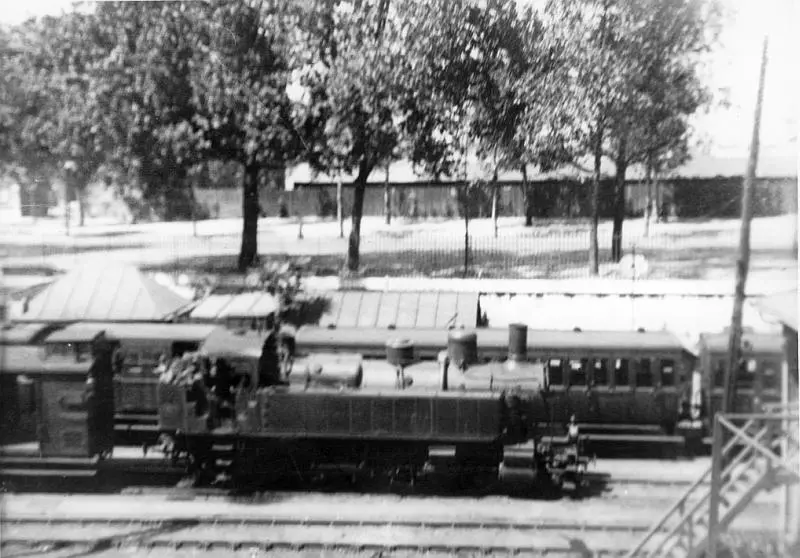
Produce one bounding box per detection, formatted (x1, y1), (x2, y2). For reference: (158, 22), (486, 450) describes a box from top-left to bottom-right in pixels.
(79, 2), (210, 221)
(192, 0), (304, 271)
(291, 0), (408, 273)
(2, 13), (113, 225)
(547, 0), (721, 267)
(545, 0), (630, 271)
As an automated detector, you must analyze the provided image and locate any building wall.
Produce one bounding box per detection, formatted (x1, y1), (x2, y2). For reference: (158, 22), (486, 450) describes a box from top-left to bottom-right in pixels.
(0, 183), (21, 221)
(195, 176), (796, 221)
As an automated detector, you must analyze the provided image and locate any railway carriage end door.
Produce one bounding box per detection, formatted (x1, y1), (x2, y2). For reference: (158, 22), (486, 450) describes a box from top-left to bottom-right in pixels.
(608, 358), (633, 424)
(545, 358), (568, 426)
(759, 358), (782, 407)
(735, 358), (758, 413)
(656, 357), (679, 434)
(592, 357), (625, 425)
(89, 334), (115, 455)
(709, 355), (726, 420)
(567, 358), (591, 425)
(632, 357), (660, 427)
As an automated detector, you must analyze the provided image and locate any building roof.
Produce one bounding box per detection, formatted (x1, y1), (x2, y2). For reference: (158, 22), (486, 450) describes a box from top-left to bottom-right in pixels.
(318, 290), (480, 330)
(755, 290), (798, 332)
(17, 264), (191, 323)
(285, 152), (797, 190)
(187, 292), (279, 322)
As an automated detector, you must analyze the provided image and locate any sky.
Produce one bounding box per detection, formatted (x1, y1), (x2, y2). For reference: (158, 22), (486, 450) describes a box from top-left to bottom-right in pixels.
(2, 0), (798, 177)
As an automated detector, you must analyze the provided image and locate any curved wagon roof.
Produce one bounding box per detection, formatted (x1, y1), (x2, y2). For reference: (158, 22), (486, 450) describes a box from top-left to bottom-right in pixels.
(0, 345), (94, 375)
(700, 332), (786, 354)
(45, 322), (218, 344)
(0, 322), (63, 345)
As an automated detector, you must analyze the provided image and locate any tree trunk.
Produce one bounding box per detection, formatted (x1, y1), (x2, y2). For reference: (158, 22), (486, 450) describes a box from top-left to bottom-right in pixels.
(589, 127), (603, 275)
(644, 162), (653, 237)
(77, 188), (85, 227)
(384, 163), (391, 225)
(654, 174), (662, 223)
(463, 189), (470, 278)
(238, 163), (260, 272)
(611, 136), (628, 263)
(491, 168), (499, 238)
(346, 161), (373, 273)
(336, 175), (344, 238)
(522, 165), (533, 227)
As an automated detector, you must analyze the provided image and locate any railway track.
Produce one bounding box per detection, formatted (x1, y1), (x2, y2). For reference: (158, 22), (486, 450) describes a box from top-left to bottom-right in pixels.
(0, 516), (663, 557)
(1, 516), (783, 558)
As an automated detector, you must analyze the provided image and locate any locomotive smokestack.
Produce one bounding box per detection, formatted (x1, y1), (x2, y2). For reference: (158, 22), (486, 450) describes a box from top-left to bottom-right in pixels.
(385, 338), (415, 367)
(447, 330), (478, 370)
(508, 323), (528, 362)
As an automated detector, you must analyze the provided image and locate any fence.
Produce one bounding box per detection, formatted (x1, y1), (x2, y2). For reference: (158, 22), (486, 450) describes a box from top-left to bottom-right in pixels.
(5, 216), (794, 281)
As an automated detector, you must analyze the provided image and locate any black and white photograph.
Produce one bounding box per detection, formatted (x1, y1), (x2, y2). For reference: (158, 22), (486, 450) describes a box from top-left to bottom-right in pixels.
(0, 0), (797, 556)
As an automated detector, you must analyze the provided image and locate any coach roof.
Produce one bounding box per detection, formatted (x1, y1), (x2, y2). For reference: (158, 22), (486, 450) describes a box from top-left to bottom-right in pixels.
(296, 326), (688, 354)
(0, 322), (63, 345)
(45, 322), (218, 343)
(0, 345), (94, 374)
(701, 332), (785, 354)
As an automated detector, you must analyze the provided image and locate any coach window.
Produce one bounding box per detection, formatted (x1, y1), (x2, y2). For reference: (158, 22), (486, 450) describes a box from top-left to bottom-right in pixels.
(714, 359), (726, 387)
(569, 359), (587, 386)
(659, 359), (676, 387)
(128, 351), (144, 374)
(76, 343), (91, 363)
(48, 343), (72, 358)
(548, 359), (564, 386)
(737, 359), (757, 388)
(761, 361), (779, 390)
(635, 358), (653, 387)
(614, 359), (630, 388)
(593, 359), (609, 386)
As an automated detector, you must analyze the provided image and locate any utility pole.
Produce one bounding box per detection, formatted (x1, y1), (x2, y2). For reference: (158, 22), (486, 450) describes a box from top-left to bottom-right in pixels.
(723, 36), (769, 416)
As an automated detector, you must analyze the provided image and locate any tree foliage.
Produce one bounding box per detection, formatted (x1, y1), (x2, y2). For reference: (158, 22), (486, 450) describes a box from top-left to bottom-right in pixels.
(192, 0), (305, 270)
(546, 0), (721, 265)
(0, 0), (723, 275)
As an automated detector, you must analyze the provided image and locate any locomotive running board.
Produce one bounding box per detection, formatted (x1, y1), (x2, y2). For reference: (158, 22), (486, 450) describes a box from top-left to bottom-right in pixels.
(0, 454), (99, 477)
(0, 467), (97, 477)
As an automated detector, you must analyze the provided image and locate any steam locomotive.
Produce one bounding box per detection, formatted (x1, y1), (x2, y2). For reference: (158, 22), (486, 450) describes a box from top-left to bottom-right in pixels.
(156, 323), (590, 490)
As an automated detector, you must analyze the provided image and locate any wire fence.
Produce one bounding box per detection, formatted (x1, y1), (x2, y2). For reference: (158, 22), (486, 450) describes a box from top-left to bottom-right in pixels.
(2, 218), (794, 281)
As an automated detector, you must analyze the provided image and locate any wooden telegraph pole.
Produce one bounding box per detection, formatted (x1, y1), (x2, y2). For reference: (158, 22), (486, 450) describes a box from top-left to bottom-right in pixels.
(723, 36), (769, 416)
